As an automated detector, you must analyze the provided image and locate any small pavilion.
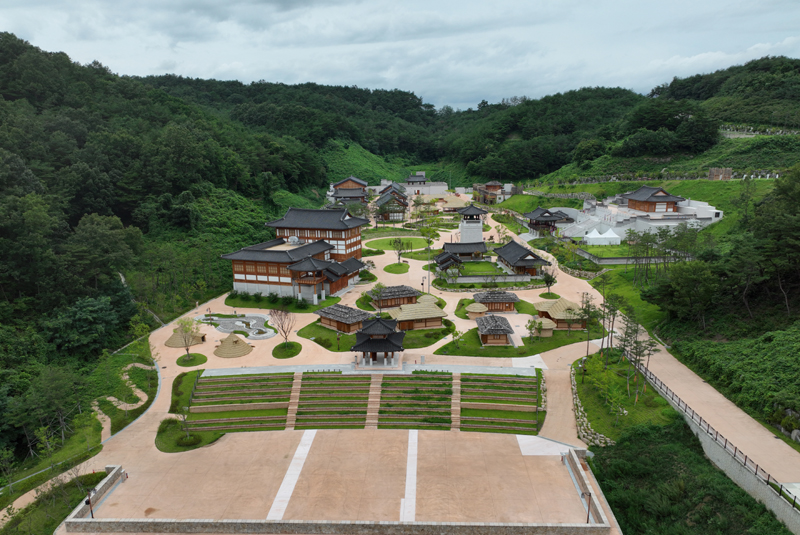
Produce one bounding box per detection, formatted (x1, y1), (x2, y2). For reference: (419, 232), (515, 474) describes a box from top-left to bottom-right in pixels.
(476, 315), (514, 346)
(314, 304), (374, 333)
(351, 318), (405, 366)
(473, 290), (520, 312)
(533, 297), (585, 330)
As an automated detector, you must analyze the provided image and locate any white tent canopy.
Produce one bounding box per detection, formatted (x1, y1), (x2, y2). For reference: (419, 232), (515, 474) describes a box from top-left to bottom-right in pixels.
(585, 228), (621, 246)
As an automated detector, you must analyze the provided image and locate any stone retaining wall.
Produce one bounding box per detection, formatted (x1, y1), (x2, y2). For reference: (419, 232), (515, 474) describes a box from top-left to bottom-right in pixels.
(570, 367), (615, 448)
(566, 451), (609, 527)
(64, 465), (123, 524)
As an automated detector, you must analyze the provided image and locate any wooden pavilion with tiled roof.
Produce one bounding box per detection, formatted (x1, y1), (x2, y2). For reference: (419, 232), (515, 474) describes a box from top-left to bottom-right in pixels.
(314, 304), (374, 333)
(533, 297), (585, 330)
(368, 285), (421, 309)
(443, 241), (487, 261)
(494, 241), (550, 276)
(473, 290), (520, 313)
(621, 186), (684, 213)
(351, 318), (405, 366)
(476, 315), (514, 346)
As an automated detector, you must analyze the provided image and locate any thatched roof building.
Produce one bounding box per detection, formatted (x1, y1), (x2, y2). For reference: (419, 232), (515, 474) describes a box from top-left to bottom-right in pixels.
(213, 333), (253, 358)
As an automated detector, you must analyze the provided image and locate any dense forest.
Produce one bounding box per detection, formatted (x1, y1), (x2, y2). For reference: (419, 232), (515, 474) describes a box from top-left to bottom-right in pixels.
(2, 30), (800, 482)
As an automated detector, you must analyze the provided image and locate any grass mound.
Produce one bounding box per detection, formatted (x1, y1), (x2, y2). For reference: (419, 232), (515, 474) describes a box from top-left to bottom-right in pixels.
(177, 353), (208, 367)
(384, 263), (410, 274)
(273, 342), (302, 359)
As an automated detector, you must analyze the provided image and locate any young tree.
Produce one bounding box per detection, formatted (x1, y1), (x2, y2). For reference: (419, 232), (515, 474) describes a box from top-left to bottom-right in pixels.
(542, 268), (557, 294)
(451, 329), (463, 349)
(444, 264), (463, 284)
(270, 308), (296, 348)
(595, 271), (611, 300)
(390, 237), (409, 264)
(526, 318), (537, 342)
(0, 448), (16, 493)
(370, 283), (386, 314)
(174, 317), (201, 358)
(602, 293), (626, 367)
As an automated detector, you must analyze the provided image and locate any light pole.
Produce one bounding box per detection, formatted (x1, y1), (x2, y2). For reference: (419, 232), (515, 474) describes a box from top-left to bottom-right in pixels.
(581, 492), (592, 523)
(421, 277), (425, 295)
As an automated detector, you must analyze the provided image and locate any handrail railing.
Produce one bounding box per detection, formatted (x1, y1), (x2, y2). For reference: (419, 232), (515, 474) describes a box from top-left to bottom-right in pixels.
(635, 361), (799, 512)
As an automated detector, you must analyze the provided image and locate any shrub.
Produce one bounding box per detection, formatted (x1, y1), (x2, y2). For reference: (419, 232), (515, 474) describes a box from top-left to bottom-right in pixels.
(239, 292), (251, 301)
(169, 372), (188, 413)
(280, 295), (295, 306)
(317, 338), (333, 349)
(296, 299), (309, 310)
(268, 292), (279, 303)
(229, 289), (240, 299)
(253, 292), (263, 302)
(176, 434), (201, 447)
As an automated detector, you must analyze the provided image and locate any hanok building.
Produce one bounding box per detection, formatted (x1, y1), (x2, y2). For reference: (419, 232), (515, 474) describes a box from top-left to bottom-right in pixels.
(524, 207), (575, 235)
(434, 251), (461, 272)
(473, 181), (511, 204)
(534, 297), (585, 330)
(223, 239), (365, 303)
(457, 204), (487, 244)
(476, 315), (514, 346)
(265, 207), (368, 262)
(620, 186), (685, 213)
(314, 304), (374, 333)
(368, 285), (421, 309)
(442, 241), (488, 261)
(375, 192), (408, 221)
(473, 290), (520, 313)
(328, 176), (368, 204)
(388, 300), (447, 330)
(494, 241), (550, 276)
(379, 182), (407, 200)
(352, 318), (405, 366)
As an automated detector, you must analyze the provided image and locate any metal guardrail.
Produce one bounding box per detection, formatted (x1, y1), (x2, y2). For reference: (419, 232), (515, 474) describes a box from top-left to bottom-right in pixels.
(636, 362), (800, 511)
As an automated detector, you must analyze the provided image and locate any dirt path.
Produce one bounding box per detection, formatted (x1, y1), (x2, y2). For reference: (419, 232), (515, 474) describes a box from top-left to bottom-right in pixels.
(105, 363), (156, 410)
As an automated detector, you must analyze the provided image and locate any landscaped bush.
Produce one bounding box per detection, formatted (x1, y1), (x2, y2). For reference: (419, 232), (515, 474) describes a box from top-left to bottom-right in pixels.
(239, 292), (252, 301)
(359, 270), (377, 282)
(169, 372), (188, 413)
(268, 292), (279, 303)
(296, 299), (309, 310)
(280, 295), (295, 306)
(176, 434), (202, 447)
(229, 289), (240, 299)
(253, 292), (263, 302)
(317, 338), (333, 349)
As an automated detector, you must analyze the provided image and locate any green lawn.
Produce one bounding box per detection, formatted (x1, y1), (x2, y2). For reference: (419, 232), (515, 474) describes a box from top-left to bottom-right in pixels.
(273, 342), (302, 359)
(461, 408), (537, 420)
(225, 295), (341, 314)
(539, 292), (560, 299)
(188, 408), (288, 421)
(491, 213), (527, 235)
(435, 325), (603, 357)
(403, 321), (455, 349)
(573, 352), (677, 441)
(499, 195), (584, 214)
(384, 263), (410, 274)
(581, 244), (632, 258)
(366, 237), (429, 250)
(460, 261), (504, 275)
(402, 250), (439, 261)
(434, 278), (532, 290)
(361, 248), (385, 257)
(356, 293), (375, 311)
(455, 299), (474, 319)
(514, 300), (538, 316)
(154, 419), (224, 453)
(297, 320), (357, 352)
(589, 265), (666, 331)
(177, 353), (208, 367)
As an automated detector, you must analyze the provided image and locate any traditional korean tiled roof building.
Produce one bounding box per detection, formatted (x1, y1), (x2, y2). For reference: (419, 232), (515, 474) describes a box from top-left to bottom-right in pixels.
(375, 192), (408, 221)
(494, 241), (550, 276)
(387, 302), (447, 331)
(620, 186), (685, 213)
(314, 304), (374, 333)
(265, 207), (368, 261)
(523, 207), (575, 235)
(368, 285), (421, 309)
(457, 204), (487, 243)
(352, 318), (405, 366)
(442, 241), (487, 261)
(473, 291), (520, 312)
(476, 315), (514, 346)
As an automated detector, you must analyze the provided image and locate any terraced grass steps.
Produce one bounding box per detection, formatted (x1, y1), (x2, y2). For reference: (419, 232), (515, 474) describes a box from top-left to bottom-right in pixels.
(285, 372), (303, 430)
(451, 373), (461, 430)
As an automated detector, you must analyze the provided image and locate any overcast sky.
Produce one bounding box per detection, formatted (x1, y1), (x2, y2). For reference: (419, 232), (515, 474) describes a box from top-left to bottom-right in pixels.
(3, 0), (800, 109)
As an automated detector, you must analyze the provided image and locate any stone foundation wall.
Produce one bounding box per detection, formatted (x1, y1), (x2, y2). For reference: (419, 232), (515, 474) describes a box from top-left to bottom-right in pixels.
(570, 367), (615, 448)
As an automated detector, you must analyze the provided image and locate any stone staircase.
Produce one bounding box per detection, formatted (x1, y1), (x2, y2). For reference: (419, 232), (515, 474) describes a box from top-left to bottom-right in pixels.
(450, 373), (461, 431)
(365, 374), (383, 430)
(284, 372), (303, 431)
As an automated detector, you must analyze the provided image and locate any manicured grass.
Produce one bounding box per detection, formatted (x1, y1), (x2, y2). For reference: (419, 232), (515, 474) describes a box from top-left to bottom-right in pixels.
(436, 323), (604, 358)
(460, 261), (504, 275)
(461, 408), (537, 420)
(356, 293), (375, 311)
(170, 370), (202, 413)
(273, 342), (302, 359)
(358, 270), (377, 282)
(188, 409), (288, 420)
(177, 353), (208, 367)
(573, 352), (677, 441)
(580, 244), (632, 258)
(297, 320), (356, 351)
(225, 295), (341, 314)
(402, 320), (455, 349)
(539, 292), (560, 299)
(0, 472), (107, 535)
(455, 298), (474, 319)
(384, 262), (410, 274)
(514, 300), (538, 316)
(361, 248), (385, 257)
(499, 194), (584, 214)
(154, 419), (224, 453)
(97, 365), (159, 435)
(434, 278), (531, 290)
(491, 213), (527, 235)
(402, 250), (438, 261)
(366, 237), (429, 250)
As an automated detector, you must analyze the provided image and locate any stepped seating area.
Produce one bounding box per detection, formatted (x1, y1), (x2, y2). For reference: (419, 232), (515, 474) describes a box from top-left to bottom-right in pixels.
(293, 373), (371, 430)
(378, 373), (453, 430)
(459, 374), (541, 435)
(186, 373), (294, 431)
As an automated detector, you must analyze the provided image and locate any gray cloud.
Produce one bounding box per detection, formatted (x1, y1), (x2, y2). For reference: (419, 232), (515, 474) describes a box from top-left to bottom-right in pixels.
(2, 0), (799, 109)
